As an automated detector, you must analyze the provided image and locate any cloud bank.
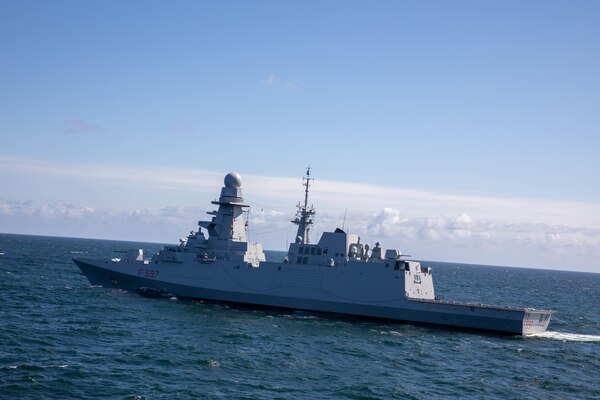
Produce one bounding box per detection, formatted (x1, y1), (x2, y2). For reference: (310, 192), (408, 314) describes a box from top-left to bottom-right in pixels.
(2, 199), (599, 272)
(1, 156), (599, 272)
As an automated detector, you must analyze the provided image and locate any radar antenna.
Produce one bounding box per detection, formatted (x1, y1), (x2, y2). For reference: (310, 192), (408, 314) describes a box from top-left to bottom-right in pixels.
(291, 166), (316, 244)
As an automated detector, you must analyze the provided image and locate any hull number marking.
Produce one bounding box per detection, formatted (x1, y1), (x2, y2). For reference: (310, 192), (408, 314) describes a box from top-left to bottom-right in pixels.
(138, 269), (160, 278)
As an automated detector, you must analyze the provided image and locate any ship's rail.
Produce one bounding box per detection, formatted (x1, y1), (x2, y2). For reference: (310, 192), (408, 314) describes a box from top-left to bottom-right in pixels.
(409, 297), (555, 314)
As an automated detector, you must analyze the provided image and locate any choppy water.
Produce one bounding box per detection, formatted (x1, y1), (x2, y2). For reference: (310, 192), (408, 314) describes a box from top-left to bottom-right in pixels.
(1, 233), (599, 399)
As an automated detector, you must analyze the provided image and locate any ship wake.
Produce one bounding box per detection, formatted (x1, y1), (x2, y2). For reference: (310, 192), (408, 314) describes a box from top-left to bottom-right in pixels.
(527, 331), (600, 342)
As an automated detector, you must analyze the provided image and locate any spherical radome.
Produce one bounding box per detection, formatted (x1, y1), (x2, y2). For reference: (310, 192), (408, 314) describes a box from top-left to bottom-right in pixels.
(224, 172), (243, 188)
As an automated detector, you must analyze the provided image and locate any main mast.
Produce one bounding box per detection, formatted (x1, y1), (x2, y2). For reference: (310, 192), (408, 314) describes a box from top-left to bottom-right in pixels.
(292, 166), (315, 244)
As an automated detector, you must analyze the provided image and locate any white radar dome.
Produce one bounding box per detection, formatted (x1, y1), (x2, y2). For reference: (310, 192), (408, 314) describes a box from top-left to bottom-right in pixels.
(224, 172), (243, 188)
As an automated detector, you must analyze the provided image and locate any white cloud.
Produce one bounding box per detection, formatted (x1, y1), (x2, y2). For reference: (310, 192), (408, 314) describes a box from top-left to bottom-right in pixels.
(363, 208), (600, 262)
(0, 156), (223, 194)
(36, 203), (95, 220)
(367, 208), (406, 237)
(1, 156), (600, 271)
(2, 199), (600, 272)
(260, 74), (302, 90)
(2, 155), (599, 233)
(261, 74), (276, 86)
(0, 200), (208, 243)
(62, 119), (102, 135)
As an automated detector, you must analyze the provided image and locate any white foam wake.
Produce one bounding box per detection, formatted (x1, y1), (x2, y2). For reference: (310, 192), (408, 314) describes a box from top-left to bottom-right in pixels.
(527, 331), (600, 342)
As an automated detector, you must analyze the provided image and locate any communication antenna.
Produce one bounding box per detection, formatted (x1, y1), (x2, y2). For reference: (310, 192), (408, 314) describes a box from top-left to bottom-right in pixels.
(302, 165), (313, 211)
(291, 165), (316, 244)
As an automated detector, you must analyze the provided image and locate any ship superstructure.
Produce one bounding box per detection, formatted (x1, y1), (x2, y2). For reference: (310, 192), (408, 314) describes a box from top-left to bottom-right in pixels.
(180, 171), (265, 267)
(74, 169), (553, 335)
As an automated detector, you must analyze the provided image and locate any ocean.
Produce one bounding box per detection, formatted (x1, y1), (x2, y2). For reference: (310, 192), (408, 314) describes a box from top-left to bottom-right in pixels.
(1, 233), (599, 399)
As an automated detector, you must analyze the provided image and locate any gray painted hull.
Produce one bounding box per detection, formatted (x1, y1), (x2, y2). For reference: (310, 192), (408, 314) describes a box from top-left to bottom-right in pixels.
(74, 258), (552, 335)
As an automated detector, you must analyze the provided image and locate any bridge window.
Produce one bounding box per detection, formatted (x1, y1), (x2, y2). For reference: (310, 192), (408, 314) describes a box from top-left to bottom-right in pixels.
(299, 247), (304, 254)
(310, 247), (316, 255)
(303, 257), (308, 264)
(317, 248), (322, 256)
(297, 256), (302, 264)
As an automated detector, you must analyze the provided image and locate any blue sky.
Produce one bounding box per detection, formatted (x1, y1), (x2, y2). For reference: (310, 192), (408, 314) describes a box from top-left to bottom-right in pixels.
(1, 1), (599, 272)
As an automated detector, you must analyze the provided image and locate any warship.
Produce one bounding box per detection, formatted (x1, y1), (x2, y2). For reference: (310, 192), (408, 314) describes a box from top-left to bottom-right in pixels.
(74, 168), (553, 335)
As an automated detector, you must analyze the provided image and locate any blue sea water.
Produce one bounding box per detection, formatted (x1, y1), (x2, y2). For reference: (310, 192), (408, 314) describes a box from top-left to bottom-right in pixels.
(1, 233), (599, 399)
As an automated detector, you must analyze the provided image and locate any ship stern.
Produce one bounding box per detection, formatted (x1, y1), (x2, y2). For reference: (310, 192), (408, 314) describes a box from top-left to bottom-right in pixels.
(522, 309), (553, 334)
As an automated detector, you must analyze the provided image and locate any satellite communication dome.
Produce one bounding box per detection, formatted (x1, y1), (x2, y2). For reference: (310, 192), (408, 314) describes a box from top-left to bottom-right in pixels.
(224, 172), (243, 188)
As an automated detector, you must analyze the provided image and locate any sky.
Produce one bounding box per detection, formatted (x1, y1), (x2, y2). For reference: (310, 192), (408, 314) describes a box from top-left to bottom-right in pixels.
(1, 1), (599, 272)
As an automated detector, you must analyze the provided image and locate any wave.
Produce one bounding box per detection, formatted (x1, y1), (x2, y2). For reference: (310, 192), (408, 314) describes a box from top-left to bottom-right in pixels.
(377, 330), (403, 337)
(527, 331), (600, 342)
(1, 363), (68, 371)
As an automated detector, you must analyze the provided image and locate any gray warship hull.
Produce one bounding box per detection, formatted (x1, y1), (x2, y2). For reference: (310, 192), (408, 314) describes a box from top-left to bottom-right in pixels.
(74, 257), (551, 335)
(74, 169), (553, 335)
